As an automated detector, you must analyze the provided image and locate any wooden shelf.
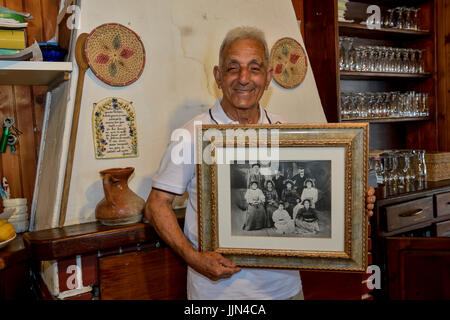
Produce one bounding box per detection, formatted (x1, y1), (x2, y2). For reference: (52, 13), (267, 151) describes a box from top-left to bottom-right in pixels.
(339, 22), (431, 40)
(0, 61), (72, 86)
(23, 210), (185, 261)
(340, 70), (432, 80)
(342, 116), (431, 123)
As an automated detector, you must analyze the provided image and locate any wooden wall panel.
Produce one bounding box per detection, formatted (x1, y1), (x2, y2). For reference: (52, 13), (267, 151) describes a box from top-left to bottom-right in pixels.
(291, 0), (305, 40)
(24, 0), (45, 46)
(437, 0), (450, 151)
(0, 1), (60, 215)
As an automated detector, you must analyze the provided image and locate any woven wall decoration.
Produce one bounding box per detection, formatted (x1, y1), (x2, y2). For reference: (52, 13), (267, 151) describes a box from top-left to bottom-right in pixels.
(270, 37), (308, 89)
(84, 23), (146, 87)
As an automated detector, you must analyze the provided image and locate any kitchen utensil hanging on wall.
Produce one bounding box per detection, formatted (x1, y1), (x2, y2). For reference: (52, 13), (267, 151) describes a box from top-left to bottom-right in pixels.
(59, 24), (146, 227)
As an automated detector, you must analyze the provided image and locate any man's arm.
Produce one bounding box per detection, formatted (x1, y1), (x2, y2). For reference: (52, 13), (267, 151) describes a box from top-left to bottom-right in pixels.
(145, 189), (241, 281)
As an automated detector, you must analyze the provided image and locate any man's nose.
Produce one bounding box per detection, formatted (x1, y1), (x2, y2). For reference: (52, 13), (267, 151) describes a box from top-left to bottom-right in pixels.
(239, 66), (250, 84)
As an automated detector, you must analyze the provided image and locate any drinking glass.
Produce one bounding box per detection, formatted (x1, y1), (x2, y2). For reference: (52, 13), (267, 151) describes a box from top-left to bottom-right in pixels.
(339, 37), (346, 70)
(354, 47), (362, 72)
(360, 46), (370, 72)
(409, 49), (418, 73)
(396, 7), (405, 29)
(412, 8), (421, 31)
(417, 49), (425, 73)
(373, 156), (385, 184)
(404, 8), (413, 30)
(421, 93), (429, 116)
(394, 48), (403, 73)
(358, 92), (369, 118)
(401, 49), (411, 73)
(346, 38), (356, 71)
(391, 91), (400, 117)
(368, 46), (377, 72)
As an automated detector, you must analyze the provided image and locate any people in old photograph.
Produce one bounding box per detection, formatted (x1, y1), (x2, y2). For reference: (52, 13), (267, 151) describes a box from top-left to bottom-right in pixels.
(262, 180), (278, 228)
(230, 160), (331, 238)
(294, 199), (320, 234)
(281, 179), (299, 218)
(247, 163), (265, 189)
(243, 181), (267, 231)
(300, 179), (319, 208)
(272, 202), (295, 235)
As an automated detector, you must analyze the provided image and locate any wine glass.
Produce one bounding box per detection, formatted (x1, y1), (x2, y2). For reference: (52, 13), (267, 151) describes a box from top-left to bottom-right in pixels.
(417, 49), (425, 73)
(404, 8), (413, 30)
(339, 37), (346, 70)
(373, 156), (385, 185)
(401, 49), (411, 73)
(360, 46), (370, 72)
(412, 8), (421, 31)
(394, 48), (403, 73)
(396, 7), (405, 29)
(346, 38), (356, 71)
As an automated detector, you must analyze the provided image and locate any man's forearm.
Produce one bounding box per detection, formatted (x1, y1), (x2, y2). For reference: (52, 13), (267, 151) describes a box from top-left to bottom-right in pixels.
(146, 191), (198, 266)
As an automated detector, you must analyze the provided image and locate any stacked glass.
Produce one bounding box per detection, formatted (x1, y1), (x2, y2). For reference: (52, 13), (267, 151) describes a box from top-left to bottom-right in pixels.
(370, 150), (427, 189)
(382, 7), (421, 31)
(340, 91), (429, 120)
(339, 37), (425, 74)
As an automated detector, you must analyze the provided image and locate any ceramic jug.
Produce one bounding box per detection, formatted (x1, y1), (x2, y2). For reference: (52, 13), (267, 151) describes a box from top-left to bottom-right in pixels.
(95, 167), (144, 225)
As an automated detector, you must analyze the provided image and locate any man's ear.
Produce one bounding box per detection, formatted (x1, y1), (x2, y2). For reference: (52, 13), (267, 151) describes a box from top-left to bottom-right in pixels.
(213, 65), (222, 89)
(265, 65), (273, 90)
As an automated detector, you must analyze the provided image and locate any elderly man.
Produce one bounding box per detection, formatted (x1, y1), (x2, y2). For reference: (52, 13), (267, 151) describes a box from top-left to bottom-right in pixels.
(145, 26), (375, 300)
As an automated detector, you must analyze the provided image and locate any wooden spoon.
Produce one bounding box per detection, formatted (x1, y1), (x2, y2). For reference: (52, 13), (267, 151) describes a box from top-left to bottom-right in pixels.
(58, 33), (89, 227)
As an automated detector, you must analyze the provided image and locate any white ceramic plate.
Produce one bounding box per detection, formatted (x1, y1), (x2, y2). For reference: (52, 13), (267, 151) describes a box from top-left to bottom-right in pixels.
(0, 233), (16, 249)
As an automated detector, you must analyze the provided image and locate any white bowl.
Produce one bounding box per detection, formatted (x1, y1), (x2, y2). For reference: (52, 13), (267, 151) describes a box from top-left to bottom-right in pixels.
(0, 233), (16, 249)
(2, 198), (27, 207)
(8, 215), (28, 223)
(9, 220), (29, 233)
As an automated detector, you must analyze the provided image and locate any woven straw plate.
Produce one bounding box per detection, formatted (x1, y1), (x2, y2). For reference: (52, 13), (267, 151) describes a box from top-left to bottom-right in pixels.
(270, 37), (308, 89)
(84, 23), (146, 87)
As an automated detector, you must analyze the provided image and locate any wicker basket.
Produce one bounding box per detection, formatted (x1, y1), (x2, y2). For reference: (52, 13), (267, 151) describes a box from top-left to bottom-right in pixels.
(425, 152), (450, 181)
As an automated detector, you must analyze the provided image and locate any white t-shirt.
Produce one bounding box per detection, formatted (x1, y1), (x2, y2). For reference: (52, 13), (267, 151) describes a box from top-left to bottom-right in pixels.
(152, 99), (302, 300)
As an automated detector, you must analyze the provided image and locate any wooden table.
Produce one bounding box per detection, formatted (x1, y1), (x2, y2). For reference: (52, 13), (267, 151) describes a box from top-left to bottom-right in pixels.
(0, 235), (31, 299)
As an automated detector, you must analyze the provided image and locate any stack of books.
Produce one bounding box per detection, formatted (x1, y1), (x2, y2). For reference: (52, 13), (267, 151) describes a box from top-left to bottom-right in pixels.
(0, 6), (36, 60)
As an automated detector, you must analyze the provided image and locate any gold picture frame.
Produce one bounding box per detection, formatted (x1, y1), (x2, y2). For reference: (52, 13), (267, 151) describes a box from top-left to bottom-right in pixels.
(197, 123), (369, 272)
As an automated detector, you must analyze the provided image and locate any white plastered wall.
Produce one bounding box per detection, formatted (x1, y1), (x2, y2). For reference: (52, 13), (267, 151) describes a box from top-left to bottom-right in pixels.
(32, 0), (326, 230)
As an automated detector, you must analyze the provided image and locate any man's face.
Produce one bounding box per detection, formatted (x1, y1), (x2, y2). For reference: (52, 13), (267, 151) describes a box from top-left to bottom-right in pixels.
(214, 38), (273, 112)
(299, 169), (304, 177)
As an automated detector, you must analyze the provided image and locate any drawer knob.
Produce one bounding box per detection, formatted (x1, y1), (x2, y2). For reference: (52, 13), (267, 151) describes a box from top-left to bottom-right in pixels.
(399, 209), (423, 218)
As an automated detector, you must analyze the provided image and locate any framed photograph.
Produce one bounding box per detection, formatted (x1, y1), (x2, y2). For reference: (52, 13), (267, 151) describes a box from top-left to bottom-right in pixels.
(196, 123), (369, 272)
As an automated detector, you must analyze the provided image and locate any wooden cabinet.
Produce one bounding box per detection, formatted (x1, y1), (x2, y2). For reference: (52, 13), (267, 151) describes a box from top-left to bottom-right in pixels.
(373, 180), (450, 300)
(302, 0), (441, 151)
(99, 247), (186, 300)
(23, 218), (188, 300)
(386, 237), (450, 299)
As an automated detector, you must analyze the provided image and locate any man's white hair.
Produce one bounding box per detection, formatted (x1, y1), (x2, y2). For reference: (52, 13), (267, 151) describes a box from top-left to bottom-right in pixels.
(219, 26), (269, 67)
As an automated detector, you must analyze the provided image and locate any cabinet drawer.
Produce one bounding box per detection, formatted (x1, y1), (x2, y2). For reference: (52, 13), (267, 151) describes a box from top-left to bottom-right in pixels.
(436, 220), (450, 237)
(436, 192), (450, 218)
(384, 197), (433, 232)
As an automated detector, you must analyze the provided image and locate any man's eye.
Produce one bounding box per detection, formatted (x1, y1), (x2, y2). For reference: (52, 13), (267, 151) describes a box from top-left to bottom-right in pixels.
(227, 67), (238, 72)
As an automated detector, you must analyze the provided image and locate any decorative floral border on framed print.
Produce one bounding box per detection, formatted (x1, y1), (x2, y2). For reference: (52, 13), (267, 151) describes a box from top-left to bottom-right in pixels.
(196, 123), (369, 272)
(92, 97), (138, 159)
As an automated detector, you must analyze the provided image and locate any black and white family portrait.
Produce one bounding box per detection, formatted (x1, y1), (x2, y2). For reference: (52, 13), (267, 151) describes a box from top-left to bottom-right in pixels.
(230, 160), (332, 238)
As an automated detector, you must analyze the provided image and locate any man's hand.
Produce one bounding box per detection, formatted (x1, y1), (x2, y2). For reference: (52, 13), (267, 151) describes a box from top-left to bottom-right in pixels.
(147, 189), (240, 282)
(366, 186), (376, 217)
(188, 251), (241, 281)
